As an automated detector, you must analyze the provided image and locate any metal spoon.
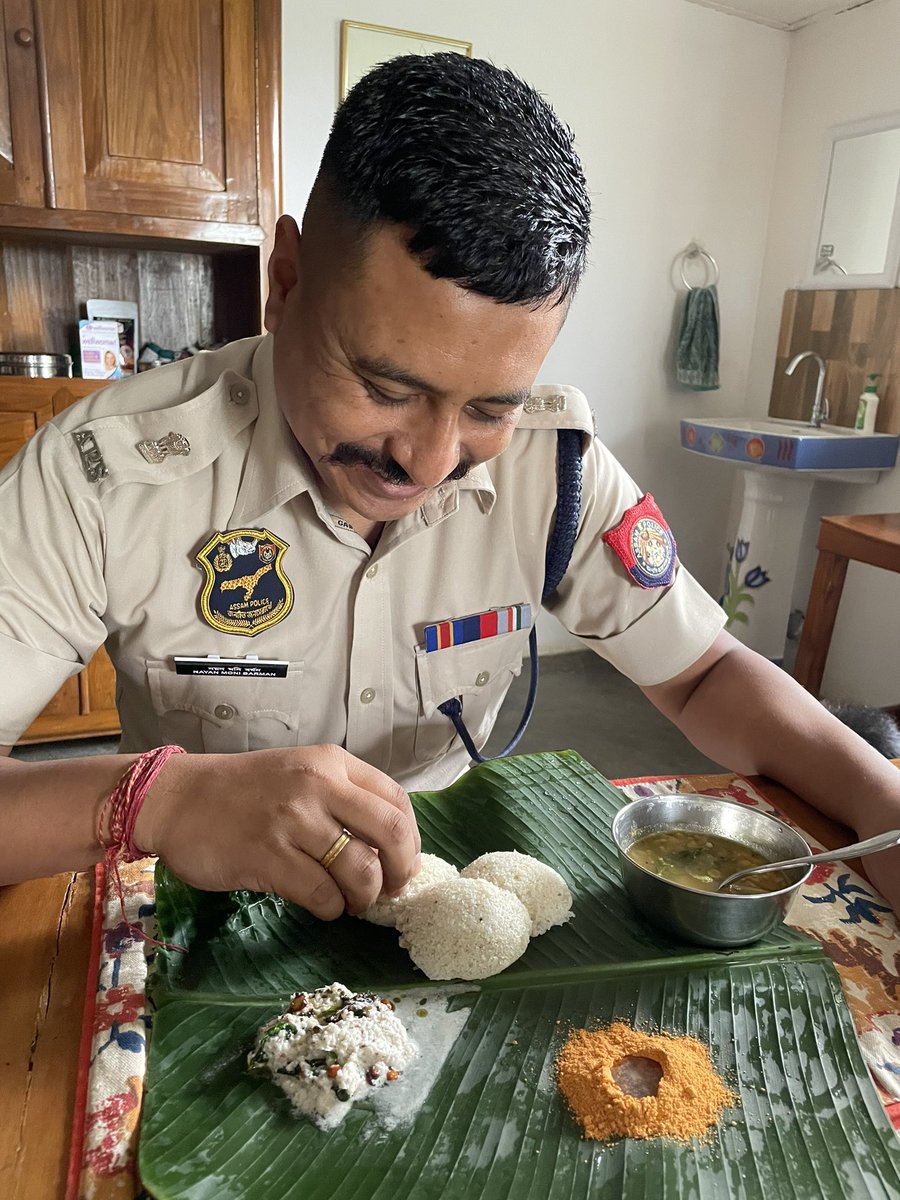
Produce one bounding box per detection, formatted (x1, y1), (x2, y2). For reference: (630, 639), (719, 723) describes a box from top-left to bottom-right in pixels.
(715, 828), (900, 893)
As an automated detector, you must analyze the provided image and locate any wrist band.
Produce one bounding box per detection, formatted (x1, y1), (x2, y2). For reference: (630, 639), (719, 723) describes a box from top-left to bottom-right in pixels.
(98, 744), (186, 951)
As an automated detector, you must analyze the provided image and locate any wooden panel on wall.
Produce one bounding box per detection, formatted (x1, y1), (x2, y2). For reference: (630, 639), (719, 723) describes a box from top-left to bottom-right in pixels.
(769, 288), (900, 434)
(137, 251), (216, 349)
(0, 237), (250, 355)
(69, 244), (140, 316)
(1, 240), (74, 352)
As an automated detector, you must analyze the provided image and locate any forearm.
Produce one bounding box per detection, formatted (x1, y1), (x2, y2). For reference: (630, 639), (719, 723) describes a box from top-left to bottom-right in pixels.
(0, 753), (137, 884)
(0, 744), (421, 917)
(662, 643), (900, 836)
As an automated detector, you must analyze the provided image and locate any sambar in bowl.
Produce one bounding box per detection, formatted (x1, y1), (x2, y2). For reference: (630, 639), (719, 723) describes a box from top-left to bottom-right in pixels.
(612, 795), (812, 947)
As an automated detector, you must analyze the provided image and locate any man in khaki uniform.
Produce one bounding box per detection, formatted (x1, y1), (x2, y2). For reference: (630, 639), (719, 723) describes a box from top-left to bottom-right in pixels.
(0, 338), (724, 790)
(2, 54), (900, 920)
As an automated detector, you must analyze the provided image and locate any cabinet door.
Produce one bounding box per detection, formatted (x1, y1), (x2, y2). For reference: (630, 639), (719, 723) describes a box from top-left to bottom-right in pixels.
(0, 377), (99, 473)
(0, 382), (53, 469)
(40, 0), (260, 225)
(0, 0), (45, 206)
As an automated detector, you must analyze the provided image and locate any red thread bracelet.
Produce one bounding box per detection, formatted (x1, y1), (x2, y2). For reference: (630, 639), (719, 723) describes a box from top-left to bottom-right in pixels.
(98, 744), (186, 951)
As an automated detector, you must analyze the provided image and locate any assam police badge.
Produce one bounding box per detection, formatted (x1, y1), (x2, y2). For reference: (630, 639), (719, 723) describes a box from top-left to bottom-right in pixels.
(602, 494), (677, 589)
(196, 528), (294, 636)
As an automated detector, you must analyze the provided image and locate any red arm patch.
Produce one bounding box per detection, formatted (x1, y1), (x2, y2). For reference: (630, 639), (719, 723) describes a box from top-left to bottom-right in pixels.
(602, 494), (678, 589)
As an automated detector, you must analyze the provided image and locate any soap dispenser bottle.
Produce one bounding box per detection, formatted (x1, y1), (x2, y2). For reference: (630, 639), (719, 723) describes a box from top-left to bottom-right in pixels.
(855, 373), (881, 434)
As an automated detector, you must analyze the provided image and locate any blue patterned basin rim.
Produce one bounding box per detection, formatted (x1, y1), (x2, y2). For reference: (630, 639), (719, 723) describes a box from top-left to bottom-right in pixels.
(681, 417), (899, 472)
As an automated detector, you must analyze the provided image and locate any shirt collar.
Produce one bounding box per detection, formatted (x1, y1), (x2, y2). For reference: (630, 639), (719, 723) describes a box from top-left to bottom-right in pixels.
(229, 336), (498, 526)
(228, 336), (316, 526)
(419, 463), (496, 525)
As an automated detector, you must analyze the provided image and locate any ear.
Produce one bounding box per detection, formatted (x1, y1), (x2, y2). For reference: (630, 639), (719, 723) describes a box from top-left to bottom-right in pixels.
(264, 215), (302, 333)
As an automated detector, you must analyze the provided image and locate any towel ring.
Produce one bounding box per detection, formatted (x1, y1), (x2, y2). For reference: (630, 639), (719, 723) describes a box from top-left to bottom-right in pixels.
(679, 246), (719, 290)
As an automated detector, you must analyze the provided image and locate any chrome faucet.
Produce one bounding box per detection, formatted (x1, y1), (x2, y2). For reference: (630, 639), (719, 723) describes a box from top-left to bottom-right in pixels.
(785, 351), (829, 428)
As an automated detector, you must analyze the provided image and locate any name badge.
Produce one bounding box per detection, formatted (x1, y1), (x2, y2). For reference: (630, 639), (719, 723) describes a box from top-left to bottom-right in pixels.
(174, 655), (289, 678)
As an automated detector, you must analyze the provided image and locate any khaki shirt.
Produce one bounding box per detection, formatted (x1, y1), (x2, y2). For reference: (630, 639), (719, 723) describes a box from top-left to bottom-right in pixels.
(0, 336), (724, 789)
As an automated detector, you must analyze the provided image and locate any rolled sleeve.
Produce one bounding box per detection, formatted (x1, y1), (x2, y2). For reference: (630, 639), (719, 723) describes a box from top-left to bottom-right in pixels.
(0, 632), (83, 743)
(573, 569), (726, 686)
(0, 423), (108, 740)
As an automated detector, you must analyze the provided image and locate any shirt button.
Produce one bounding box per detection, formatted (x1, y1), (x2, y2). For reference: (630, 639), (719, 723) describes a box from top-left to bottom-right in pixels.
(214, 703), (236, 720)
(229, 384), (249, 405)
(360, 688), (376, 704)
(475, 671), (490, 687)
(365, 564), (378, 579)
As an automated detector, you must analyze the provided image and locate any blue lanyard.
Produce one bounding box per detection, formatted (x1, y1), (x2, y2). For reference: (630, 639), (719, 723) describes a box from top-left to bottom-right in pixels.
(438, 428), (584, 762)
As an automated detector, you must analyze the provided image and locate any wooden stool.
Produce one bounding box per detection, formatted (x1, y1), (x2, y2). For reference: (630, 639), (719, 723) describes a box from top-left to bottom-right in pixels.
(794, 513), (900, 697)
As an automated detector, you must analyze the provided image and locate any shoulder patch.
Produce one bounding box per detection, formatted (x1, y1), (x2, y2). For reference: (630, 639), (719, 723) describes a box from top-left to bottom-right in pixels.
(516, 384), (595, 443)
(602, 494), (677, 588)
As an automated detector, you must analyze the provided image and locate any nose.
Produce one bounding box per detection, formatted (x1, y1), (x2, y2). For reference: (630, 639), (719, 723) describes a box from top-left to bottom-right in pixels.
(389, 410), (462, 489)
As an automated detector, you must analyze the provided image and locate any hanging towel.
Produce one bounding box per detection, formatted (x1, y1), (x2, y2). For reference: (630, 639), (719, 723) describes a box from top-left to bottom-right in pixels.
(676, 284), (720, 390)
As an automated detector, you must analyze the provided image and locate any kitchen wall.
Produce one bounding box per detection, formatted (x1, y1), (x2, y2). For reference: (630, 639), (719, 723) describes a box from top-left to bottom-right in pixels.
(746, 0), (900, 704)
(281, 0), (789, 652)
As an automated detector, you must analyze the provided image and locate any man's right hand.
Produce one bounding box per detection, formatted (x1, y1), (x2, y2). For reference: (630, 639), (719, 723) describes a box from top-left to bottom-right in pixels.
(135, 743), (421, 920)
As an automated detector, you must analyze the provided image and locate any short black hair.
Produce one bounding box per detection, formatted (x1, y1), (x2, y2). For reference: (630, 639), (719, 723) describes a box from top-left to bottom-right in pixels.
(316, 54), (591, 306)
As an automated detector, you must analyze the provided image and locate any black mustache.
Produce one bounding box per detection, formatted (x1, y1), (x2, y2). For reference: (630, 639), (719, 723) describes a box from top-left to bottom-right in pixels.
(322, 443), (472, 486)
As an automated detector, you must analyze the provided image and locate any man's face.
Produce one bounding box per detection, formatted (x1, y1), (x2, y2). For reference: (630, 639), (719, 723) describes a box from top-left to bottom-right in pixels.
(265, 215), (566, 529)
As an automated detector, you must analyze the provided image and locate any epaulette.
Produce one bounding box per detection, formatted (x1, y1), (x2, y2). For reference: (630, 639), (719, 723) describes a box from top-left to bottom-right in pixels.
(54, 368), (259, 495)
(517, 383), (596, 445)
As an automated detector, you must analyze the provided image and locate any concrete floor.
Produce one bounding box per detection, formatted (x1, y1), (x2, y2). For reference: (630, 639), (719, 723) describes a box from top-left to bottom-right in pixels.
(485, 650), (722, 779)
(13, 651), (723, 781)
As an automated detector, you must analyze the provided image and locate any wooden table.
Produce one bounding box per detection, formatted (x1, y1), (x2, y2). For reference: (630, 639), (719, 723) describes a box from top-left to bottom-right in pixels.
(0, 773), (869, 1200)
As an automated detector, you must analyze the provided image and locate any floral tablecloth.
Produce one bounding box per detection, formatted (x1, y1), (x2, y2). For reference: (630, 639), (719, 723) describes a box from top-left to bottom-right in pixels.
(66, 774), (900, 1199)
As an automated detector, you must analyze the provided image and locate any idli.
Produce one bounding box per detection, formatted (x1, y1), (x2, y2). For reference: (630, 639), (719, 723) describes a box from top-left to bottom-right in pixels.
(461, 850), (572, 936)
(397, 877), (531, 980)
(360, 852), (459, 927)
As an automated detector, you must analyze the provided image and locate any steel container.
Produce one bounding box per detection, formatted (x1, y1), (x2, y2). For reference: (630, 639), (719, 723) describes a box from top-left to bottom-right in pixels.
(0, 352), (73, 378)
(612, 795), (812, 947)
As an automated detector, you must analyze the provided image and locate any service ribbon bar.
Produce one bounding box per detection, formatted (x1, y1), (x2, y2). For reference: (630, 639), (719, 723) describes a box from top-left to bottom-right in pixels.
(424, 604), (532, 653)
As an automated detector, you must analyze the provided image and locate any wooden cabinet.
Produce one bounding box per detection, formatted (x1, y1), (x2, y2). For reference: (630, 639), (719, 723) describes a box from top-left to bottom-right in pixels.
(0, 1), (281, 742)
(0, 0), (279, 247)
(0, 0), (281, 356)
(0, 376), (119, 743)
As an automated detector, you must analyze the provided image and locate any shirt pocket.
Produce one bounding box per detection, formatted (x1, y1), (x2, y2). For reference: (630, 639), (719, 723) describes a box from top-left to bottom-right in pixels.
(145, 659), (306, 753)
(413, 628), (531, 765)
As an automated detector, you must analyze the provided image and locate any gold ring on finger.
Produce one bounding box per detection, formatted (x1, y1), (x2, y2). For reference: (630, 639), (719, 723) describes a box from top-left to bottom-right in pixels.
(319, 829), (352, 871)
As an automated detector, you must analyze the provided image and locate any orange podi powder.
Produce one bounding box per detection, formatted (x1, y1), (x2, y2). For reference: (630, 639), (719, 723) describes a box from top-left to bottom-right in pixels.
(556, 1022), (737, 1142)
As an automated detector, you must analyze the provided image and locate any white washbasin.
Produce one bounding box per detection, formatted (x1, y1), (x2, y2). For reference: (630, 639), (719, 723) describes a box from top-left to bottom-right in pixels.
(681, 415), (898, 479)
(680, 413), (898, 661)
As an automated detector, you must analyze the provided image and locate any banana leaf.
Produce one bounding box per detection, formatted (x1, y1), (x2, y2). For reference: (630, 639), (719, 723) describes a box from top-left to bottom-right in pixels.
(150, 751), (808, 1006)
(140, 752), (900, 1199)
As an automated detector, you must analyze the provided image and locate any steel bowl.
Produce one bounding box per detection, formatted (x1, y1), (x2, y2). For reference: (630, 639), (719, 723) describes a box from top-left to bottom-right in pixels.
(611, 795), (812, 947)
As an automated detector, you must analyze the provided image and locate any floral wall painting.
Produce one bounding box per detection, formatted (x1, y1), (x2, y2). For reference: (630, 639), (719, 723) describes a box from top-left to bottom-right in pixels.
(721, 538), (771, 628)
(340, 21), (473, 101)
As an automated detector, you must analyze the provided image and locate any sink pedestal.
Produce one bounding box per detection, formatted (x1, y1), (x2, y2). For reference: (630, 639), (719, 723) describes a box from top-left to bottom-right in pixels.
(681, 414), (897, 661)
(719, 470), (814, 661)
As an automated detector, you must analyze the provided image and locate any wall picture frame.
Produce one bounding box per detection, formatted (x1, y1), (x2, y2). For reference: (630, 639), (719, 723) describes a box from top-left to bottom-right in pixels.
(339, 21), (472, 101)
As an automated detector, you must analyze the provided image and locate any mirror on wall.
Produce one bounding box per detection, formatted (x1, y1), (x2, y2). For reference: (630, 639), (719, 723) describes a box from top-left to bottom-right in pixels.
(805, 113), (900, 289)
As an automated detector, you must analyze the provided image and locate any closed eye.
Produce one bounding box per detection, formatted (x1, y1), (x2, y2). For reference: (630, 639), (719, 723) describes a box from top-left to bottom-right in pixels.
(465, 404), (516, 425)
(362, 376), (517, 425)
(361, 379), (412, 407)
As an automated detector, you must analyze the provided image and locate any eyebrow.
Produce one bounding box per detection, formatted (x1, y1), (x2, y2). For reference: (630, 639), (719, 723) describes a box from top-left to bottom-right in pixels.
(352, 354), (530, 408)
